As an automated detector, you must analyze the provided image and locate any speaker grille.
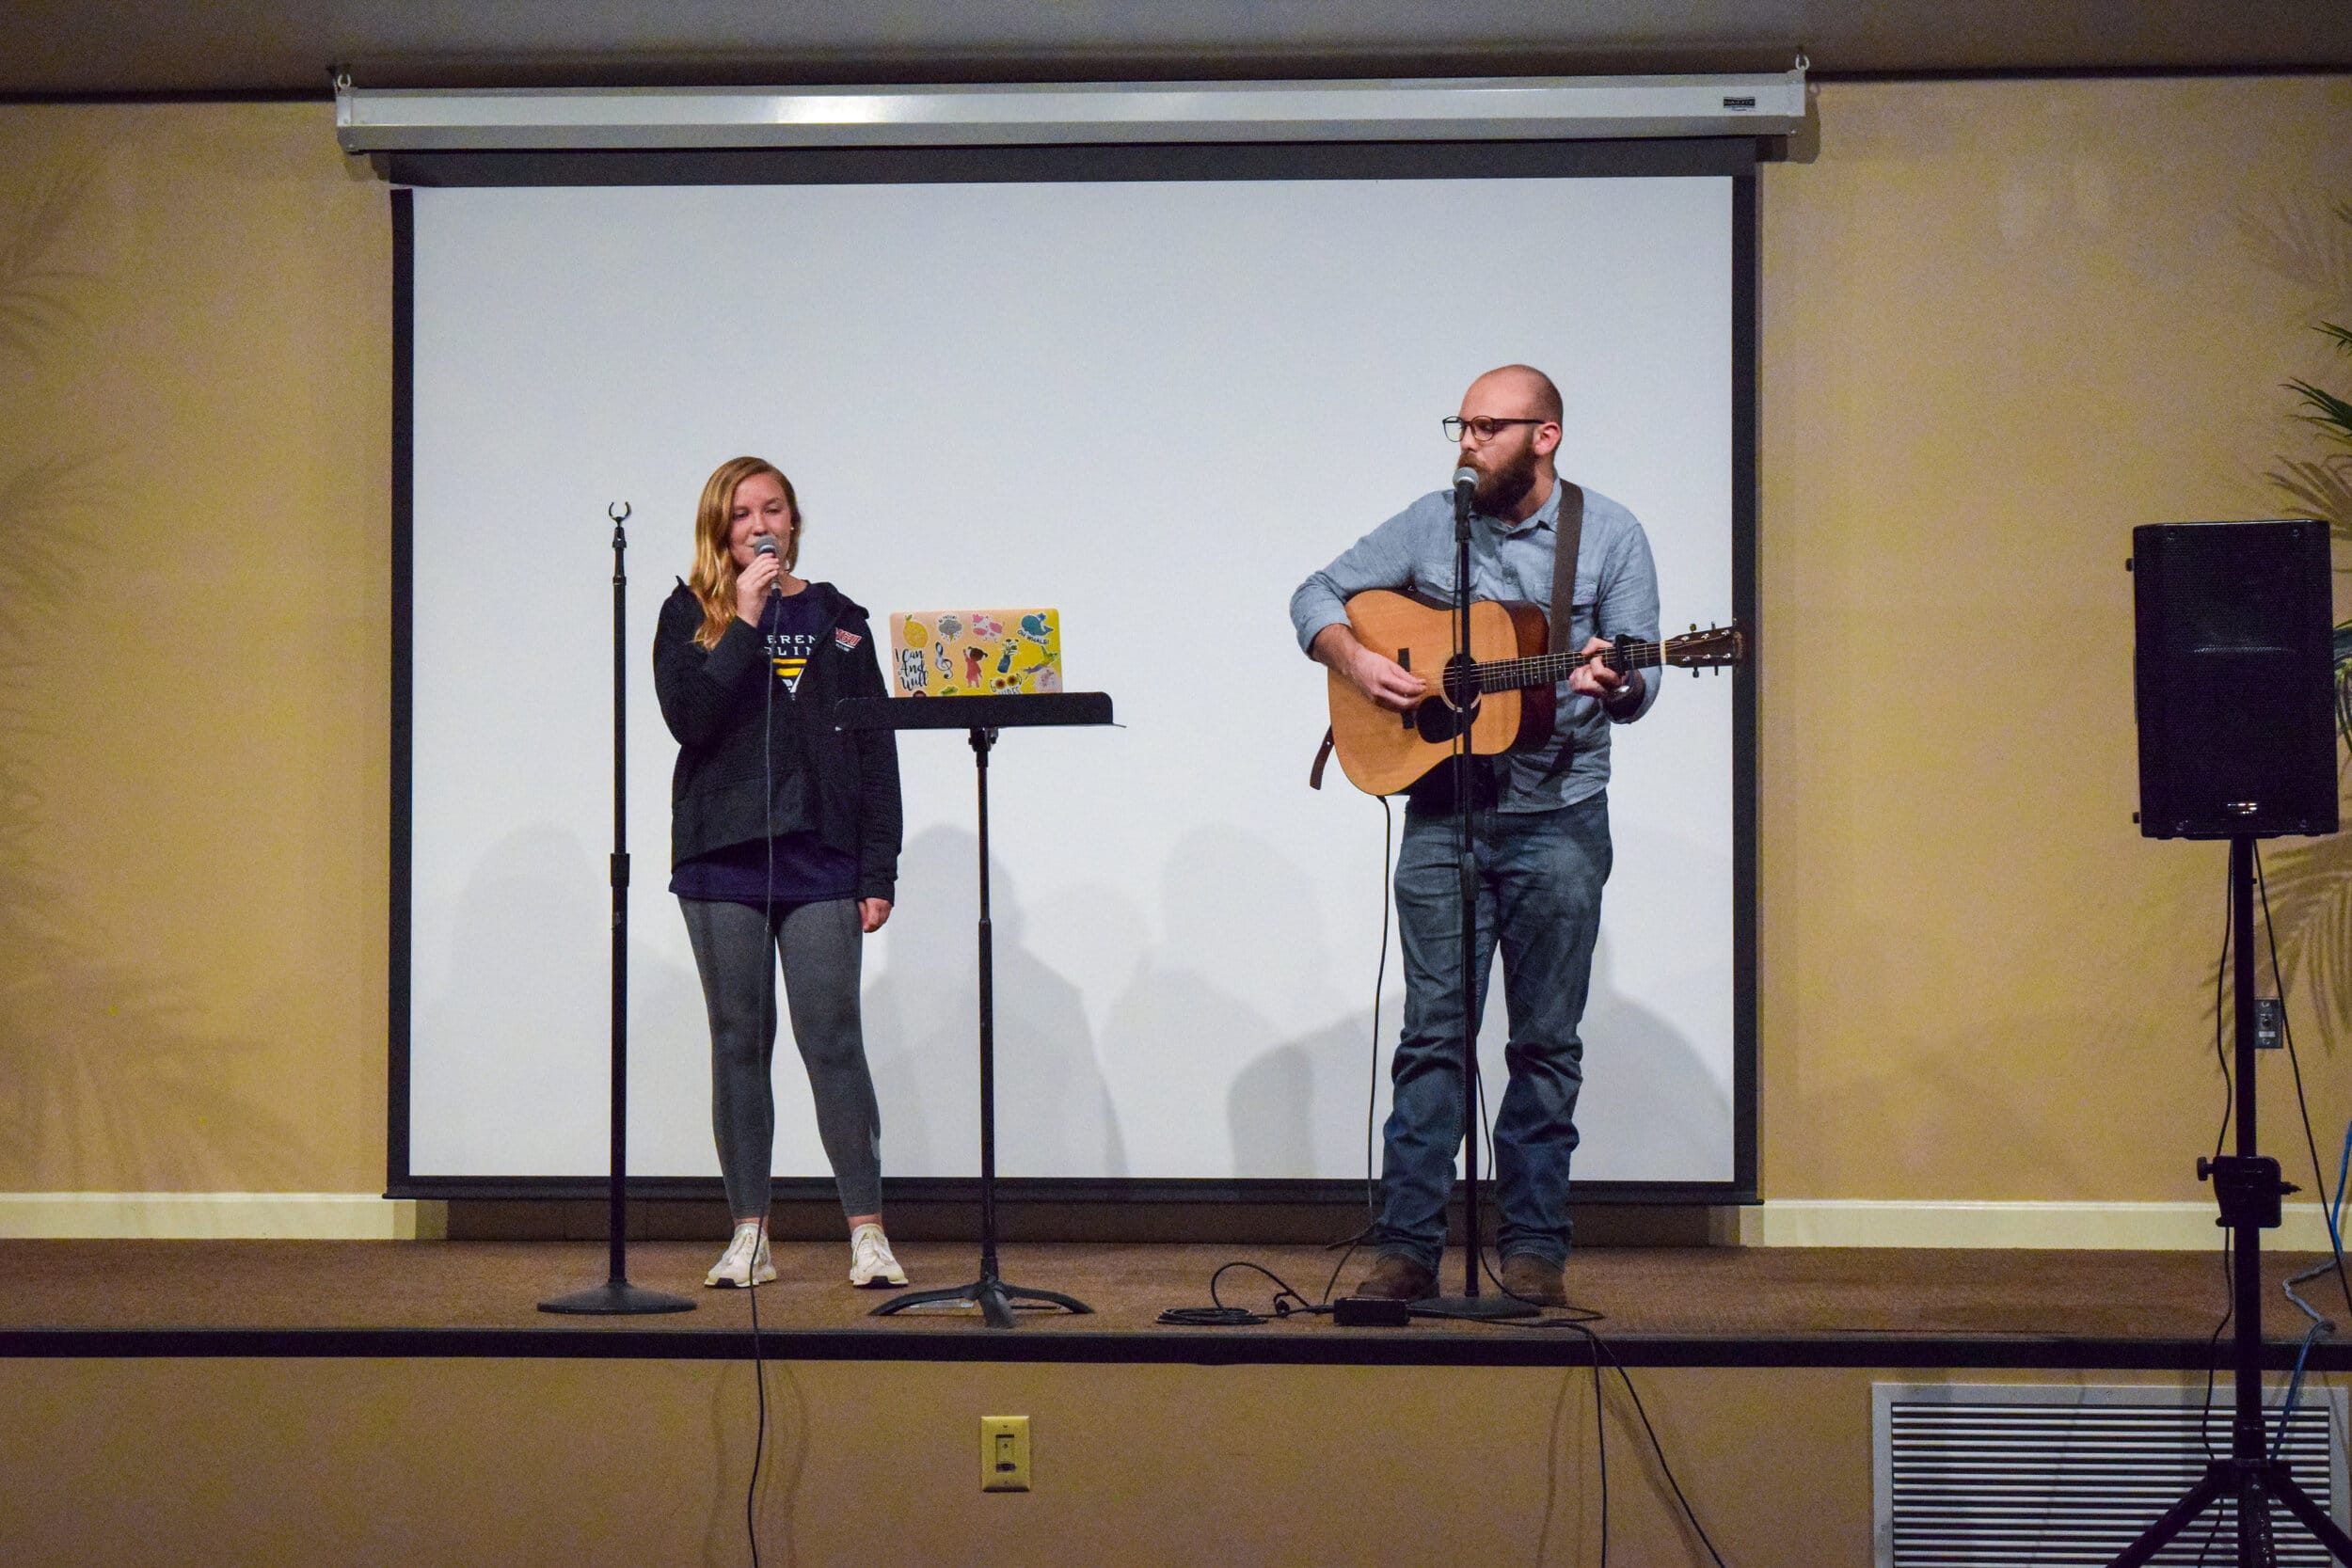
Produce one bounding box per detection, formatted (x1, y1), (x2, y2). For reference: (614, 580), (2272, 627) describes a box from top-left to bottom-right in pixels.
(1874, 1384), (2348, 1566)
(2131, 519), (2338, 840)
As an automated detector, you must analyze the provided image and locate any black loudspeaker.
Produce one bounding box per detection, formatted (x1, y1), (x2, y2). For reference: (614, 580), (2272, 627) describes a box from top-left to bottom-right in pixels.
(2131, 519), (2338, 840)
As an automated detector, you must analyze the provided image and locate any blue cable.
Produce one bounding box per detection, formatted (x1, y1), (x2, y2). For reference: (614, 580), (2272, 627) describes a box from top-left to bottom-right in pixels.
(2269, 1113), (2352, 1462)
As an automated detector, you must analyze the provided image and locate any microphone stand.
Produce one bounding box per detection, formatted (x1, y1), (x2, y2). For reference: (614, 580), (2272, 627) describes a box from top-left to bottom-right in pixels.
(1416, 474), (1535, 1322)
(541, 503), (695, 1316)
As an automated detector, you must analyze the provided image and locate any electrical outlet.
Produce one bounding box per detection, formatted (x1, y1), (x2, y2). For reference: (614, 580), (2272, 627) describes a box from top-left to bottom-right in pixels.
(980, 1415), (1030, 1492)
(2254, 998), (2285, 1050)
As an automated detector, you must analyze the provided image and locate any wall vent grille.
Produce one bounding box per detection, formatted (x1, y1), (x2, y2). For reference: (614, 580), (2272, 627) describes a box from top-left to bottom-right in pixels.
(1874, 1382), (2349, 1566)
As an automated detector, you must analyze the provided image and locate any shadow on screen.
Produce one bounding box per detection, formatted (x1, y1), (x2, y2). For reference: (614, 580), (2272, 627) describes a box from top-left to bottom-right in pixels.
(863, 823), (1127, 1178)
(1571, 934), (1731, 1181)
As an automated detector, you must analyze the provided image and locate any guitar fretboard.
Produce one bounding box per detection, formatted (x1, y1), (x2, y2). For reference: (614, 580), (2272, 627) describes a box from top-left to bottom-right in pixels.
(1476, 642), (1663, 693)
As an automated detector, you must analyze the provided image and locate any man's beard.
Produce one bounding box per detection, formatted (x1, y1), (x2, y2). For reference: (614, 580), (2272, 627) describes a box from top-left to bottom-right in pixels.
(1471, 441), (1539, 516)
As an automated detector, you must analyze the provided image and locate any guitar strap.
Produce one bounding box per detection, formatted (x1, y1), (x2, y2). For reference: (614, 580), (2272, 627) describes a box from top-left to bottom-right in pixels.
(1549, 483), (1584, 657)
(1529, 480), (1591, 784)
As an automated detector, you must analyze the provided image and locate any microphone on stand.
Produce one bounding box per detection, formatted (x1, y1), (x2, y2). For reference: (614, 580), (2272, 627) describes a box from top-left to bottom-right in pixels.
(1452, 465), (1478, 538)
(753, 533), (783, 600)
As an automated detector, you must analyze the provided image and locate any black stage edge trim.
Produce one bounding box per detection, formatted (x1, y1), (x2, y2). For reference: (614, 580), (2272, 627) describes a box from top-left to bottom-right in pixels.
(386, 186), (417, 1196)
(1727, 165), (1761, 1201)
(384, 1175), (1757, 1204)
(386, 137), (1759, 189)
(8, 1325), (2349, 1373)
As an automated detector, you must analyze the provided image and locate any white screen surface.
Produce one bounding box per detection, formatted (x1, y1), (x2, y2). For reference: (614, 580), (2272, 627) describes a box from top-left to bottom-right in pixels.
(405, 173), (1740, 1186)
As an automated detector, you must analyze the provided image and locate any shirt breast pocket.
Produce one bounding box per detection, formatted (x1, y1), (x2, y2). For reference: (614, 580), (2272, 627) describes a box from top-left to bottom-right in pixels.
(1558, 597), (1597, 653)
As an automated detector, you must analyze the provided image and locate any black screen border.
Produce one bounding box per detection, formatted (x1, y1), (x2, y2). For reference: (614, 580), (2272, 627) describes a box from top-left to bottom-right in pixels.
(386, 135), (1764, 1212)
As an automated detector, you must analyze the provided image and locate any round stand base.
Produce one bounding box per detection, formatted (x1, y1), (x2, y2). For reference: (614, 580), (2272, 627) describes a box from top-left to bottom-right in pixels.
(1410, 1293), (1541, 1322)
(538, 1280), (698, 1315)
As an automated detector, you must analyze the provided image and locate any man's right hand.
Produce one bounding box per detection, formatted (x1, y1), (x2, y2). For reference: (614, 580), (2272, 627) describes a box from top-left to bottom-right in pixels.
(1311, 625), (1428, 714)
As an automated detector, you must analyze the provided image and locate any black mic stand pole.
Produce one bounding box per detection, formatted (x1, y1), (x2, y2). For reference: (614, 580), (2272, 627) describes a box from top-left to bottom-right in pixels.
(542, 502), (695, 1316)
(1418, 473), (1534, 1322)
(2105, 833), (2351, 1564)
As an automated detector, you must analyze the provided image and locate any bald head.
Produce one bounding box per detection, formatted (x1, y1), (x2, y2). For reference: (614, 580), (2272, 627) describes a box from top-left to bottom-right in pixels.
(1469, 364), (1563, 425)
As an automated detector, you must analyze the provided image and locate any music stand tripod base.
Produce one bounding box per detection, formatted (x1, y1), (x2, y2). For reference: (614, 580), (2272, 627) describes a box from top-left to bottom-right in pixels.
(836, 691), (1115, 1328)
(875, 1278), (1093, 1331)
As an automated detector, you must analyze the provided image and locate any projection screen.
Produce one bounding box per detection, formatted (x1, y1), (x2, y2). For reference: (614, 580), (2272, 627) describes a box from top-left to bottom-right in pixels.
(392, 142), (1755, 1199)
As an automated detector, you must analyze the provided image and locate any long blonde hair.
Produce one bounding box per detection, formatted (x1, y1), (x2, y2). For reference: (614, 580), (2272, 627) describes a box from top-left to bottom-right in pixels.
(688, 455), (801, 649)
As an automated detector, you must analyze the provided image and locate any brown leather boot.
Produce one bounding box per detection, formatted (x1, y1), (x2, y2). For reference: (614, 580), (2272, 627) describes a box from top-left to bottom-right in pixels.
(1500, 1252), (1567, 1307)
(1355, 1253), (1437, 1302)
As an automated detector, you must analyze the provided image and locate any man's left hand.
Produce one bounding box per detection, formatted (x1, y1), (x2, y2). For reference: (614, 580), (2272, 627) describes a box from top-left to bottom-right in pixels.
(860, 897), (892, 933)
(1567, 637), (1637, 706)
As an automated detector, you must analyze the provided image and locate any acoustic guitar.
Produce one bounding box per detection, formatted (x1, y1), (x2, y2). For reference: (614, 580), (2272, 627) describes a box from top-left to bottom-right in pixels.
(1324, 589), (1745, 796)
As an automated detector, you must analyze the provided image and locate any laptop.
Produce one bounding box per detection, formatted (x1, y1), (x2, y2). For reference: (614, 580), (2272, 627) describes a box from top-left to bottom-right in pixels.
(886, 609), (1063, 696)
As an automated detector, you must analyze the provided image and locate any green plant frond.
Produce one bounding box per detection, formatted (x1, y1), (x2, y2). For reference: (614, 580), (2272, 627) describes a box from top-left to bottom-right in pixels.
(2270, 455), (2352, 535)
(2237, 198), (2352, 295)
(0, 165), (101, 364)
(2238, 836), (2352, 1037)
(2289, 378), (2352, 446)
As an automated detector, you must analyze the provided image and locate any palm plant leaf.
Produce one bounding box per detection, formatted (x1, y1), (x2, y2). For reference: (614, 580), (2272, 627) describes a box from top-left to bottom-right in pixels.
(2269, 455), (2352, 536)
(0, 166), (98, 365)
(2290, 378), (2352, 448)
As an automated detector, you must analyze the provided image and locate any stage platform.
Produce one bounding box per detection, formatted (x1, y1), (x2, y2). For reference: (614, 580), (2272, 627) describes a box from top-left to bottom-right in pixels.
(7, 1238), (2346, 1370)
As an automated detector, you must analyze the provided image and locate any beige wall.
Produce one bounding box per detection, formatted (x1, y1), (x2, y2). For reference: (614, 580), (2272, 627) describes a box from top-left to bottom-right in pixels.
(1, 75), (2349, 1206)
(8, 1354), (2328, 1566)
(0, 103), (389, 1194)
(0, 1357), (1875, 1565)
(1758, 75), (2352, 1203)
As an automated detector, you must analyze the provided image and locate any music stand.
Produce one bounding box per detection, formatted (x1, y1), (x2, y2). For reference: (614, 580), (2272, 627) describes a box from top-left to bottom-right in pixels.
(835, 691), (1115, 1329)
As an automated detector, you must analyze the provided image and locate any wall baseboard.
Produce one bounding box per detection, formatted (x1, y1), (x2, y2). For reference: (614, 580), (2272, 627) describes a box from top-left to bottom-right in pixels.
(2, 1194), (2332, 1251)
(0, 1194), (448, 1241)
(1734, 1198), (2338, 1252)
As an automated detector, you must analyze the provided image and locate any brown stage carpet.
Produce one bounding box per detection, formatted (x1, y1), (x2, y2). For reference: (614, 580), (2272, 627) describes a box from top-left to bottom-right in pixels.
(5, 1240), (2346, 1366)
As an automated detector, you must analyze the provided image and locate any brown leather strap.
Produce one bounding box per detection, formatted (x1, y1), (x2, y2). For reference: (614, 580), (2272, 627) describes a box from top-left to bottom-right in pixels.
(1309, 726), (1336, 790)
(1549, 482), (1584, 655)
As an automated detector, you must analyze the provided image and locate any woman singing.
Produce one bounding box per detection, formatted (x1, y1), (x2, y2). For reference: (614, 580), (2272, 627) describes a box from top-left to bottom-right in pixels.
(653, 455), (906, 1291)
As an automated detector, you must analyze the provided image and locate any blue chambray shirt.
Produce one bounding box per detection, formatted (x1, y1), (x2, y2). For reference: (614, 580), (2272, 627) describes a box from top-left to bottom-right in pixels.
(1289, 478), (1661, 811)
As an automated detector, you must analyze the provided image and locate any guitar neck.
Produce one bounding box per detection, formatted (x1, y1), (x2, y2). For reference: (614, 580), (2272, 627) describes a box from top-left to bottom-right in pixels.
(1477, 641), (1661, 693)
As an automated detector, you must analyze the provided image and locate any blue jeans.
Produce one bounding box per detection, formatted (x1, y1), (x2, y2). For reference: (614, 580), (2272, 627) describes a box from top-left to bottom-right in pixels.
(1378, 792), (1612, 1271)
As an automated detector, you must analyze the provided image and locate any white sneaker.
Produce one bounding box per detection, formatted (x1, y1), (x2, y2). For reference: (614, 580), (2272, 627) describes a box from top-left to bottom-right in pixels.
(705, 1223), (775, 1289)
(849, 1223), (907, 1288)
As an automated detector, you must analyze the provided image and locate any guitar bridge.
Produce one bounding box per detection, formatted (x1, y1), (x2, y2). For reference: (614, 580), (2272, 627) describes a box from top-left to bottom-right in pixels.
(1397, 648), (1413, 727)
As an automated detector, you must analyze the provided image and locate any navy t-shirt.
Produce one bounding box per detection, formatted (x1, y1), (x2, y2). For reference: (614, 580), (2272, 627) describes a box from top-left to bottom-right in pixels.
(671, 589), (861, 908)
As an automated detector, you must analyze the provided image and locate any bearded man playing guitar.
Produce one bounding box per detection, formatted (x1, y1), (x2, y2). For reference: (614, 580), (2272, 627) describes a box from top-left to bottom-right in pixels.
(1289, 363), (1661, 1308)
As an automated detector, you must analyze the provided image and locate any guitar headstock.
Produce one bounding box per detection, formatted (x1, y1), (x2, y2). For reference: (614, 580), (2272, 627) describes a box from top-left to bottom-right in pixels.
(1663, 623), (1745, 669)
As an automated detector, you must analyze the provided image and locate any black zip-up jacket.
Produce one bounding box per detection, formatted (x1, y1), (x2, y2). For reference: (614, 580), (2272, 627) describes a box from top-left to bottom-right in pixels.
(652, 578), (902, 903)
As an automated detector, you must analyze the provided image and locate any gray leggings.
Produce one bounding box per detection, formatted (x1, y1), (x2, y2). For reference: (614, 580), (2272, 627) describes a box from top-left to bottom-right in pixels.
(678, 896), (882, 1220)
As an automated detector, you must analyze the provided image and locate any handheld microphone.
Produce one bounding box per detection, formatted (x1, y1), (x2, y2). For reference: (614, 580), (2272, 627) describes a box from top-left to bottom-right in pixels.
(753, 533), (782, 598)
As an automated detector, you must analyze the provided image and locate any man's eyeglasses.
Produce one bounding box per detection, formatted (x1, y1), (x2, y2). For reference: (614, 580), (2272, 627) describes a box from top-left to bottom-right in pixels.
(1442, 416), (1548, 443)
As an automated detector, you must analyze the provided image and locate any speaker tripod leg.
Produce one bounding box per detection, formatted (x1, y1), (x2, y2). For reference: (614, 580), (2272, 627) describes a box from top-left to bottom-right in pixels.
(2107, 1464), (2229, 1568)
(2265, 1467), (2352, 1563)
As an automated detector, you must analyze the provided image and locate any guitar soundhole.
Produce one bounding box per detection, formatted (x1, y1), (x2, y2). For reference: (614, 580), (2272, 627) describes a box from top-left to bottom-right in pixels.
(1415, 654), (1480, 742)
